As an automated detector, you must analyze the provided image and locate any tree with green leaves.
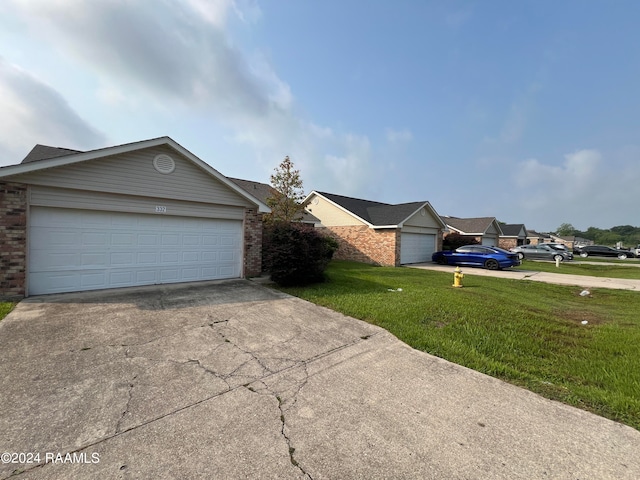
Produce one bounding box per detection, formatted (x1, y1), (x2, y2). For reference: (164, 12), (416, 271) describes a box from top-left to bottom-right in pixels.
(265, 156), (307, 223)
(555, 223), (576, 236)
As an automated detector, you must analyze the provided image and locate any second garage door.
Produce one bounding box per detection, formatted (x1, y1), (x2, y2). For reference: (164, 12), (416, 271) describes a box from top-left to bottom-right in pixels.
(400, 232), (436, 264)
(29, 207), (243, 295)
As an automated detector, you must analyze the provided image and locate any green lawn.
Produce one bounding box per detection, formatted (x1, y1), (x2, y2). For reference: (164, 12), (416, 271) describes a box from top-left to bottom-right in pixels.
(516, 259), (640, 279)
(277, 261), (640, 430)
(0, 302), (16, 322)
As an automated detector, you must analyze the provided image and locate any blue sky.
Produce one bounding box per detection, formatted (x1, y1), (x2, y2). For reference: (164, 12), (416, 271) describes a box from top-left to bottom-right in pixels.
(1, 0), (639, 232)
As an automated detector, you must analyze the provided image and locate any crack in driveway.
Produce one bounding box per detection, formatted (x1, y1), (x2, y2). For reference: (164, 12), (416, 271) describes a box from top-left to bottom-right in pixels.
(6, 331), (378, 479)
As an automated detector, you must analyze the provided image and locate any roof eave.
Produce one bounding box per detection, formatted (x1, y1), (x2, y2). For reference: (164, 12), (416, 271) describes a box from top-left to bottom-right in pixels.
(305, 191), (375, 228)
(0, 137), (271, 213)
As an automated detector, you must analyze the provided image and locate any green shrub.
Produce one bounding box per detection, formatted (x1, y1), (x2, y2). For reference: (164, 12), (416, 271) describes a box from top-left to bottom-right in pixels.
(263, 222), (338, 286)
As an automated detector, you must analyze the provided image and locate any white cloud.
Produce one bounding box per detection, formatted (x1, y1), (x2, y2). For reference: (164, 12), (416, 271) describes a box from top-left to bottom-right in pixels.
(0, 0), (384, 199)
(385, 128), (413, 143)
(508, 148), (640, 230)
(515, 149), (600, 192)
(0, 58), (105, 165)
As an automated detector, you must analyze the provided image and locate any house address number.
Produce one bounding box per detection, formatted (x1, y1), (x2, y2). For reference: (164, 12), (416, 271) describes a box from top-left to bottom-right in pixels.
(155, 206), (167, 213)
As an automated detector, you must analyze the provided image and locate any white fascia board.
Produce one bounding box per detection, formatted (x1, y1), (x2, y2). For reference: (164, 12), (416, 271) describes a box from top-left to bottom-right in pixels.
(0, 137), (172, 177)
(305, 191), (375, 228)
(0, 136), (271, 213)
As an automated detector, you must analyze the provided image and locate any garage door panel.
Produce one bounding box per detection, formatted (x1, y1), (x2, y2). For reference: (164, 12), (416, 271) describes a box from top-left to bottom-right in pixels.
(81, 253), (107, 267)
(182, 252), (200, 262)
(138, 234), (159, 246)
(81, 272), (108, 288)
(135, 270), (157, 284)
(161, 252), (180, 263)
(400, 233), (436, 264)
(30, 230), (78, 249)
(110, 252), (134, 266)
(183, 235), (201, 246)
(28, 207), (243, 295)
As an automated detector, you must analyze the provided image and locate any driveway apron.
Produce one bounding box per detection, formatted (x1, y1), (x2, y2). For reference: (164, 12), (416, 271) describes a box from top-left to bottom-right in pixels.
(1, 280), (638, 479)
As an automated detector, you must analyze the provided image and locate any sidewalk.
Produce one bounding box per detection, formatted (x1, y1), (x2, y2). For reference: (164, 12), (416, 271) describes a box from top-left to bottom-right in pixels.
(409, 264), (640, 291)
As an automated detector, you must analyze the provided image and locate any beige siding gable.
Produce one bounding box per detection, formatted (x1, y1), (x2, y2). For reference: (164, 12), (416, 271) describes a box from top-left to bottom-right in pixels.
(9, 145), (253, 208)
(305, 193), (366, 226)
(404, 207), (441, 229)
(486, 223), (499, 235)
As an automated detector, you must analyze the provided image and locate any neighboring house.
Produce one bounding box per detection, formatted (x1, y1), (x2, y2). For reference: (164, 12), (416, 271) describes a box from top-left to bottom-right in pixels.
(549, 235), (593, 250)
(499, 224), (528, 249)
(304, 191), (445, 266)
(0, 137), (270, 298)
(526, 231), (593, 249)
(526, 229), (552, 245)
(441, 216), (504, 246)
(228, 177), (319, 225)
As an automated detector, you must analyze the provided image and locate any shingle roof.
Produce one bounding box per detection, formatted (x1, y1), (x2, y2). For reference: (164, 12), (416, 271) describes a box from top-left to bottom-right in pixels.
(21, 144), (82, 163)
(527, 230), (552, 239)
(316, 191), (428, 226)
(0, 137), (271, 213)
(228, 177), (275, 205)
(229, 177), (319, 223)
(500, 224), (526, 237)
(441, 216), (497, 235)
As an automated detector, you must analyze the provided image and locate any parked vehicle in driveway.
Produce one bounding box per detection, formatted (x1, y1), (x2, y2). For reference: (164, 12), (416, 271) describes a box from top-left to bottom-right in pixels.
(575, 245), (636, 259)
(510, 244), (573, 261)
(546, 243), (572, 254)
(432, 245), (521, 270)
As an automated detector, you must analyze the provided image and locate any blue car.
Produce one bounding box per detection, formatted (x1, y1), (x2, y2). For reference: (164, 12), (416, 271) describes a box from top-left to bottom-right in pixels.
(432, 245), (521, 270)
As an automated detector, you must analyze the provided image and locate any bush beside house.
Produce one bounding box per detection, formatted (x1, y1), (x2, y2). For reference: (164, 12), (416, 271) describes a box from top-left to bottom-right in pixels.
(263, 222), (338, 286)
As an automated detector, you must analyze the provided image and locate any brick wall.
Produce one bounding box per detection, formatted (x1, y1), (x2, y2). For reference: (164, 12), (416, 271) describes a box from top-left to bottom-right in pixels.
(0, 182), (27, 299)
(243, 207), (263, 277)
(499, 238), (518, 250)
(320, 225), (400, 266)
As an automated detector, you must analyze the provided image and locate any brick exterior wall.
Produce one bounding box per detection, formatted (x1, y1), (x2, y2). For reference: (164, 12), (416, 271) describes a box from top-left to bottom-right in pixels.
(320, 225), (400, 266)
(499, 238), (519, 250)
(0, 182), (27, 300)
(243, 207), (263, 277)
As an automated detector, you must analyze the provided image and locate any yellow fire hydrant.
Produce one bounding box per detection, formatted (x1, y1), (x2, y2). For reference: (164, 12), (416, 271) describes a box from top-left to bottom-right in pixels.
(453, 266), (464, 288)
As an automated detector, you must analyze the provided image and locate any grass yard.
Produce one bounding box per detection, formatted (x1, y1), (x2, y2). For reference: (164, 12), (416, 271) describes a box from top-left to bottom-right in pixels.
(516, 260), (640, 279)
(0, 302), (15, 322)
(277, 261), (640, 430)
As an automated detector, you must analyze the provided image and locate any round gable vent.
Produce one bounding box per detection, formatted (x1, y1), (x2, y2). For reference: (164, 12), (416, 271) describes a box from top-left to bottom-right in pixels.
(153, 154), (175, 174)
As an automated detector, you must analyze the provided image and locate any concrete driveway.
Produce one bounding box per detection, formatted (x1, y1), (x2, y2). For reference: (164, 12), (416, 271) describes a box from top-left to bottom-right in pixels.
(1, 280), (639, 479)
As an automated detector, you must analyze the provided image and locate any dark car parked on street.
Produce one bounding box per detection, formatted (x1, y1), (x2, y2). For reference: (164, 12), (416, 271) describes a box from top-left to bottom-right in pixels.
(510, 244), (573, 261)
(575, 245), (636, 260)
(432, 245), (521, 270)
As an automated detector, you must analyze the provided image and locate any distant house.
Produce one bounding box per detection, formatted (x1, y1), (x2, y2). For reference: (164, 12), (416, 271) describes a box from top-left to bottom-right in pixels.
(304, 191), (445, 266)
(441, 216), (503, 246)
(499, 224), (528, 249)
(549, 235), (593, 250)
(526, 230), (593, 249)
(526, 230), (552, 245)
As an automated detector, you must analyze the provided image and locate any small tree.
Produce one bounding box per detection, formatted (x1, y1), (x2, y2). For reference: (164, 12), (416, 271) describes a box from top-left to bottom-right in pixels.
(266, 156), (306, 223)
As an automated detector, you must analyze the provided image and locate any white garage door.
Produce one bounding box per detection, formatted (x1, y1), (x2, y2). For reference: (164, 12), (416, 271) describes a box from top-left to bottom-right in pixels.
(400, 233), (436, 264)
(482, 236), (497, 246)
(28, 207), (243, 295)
